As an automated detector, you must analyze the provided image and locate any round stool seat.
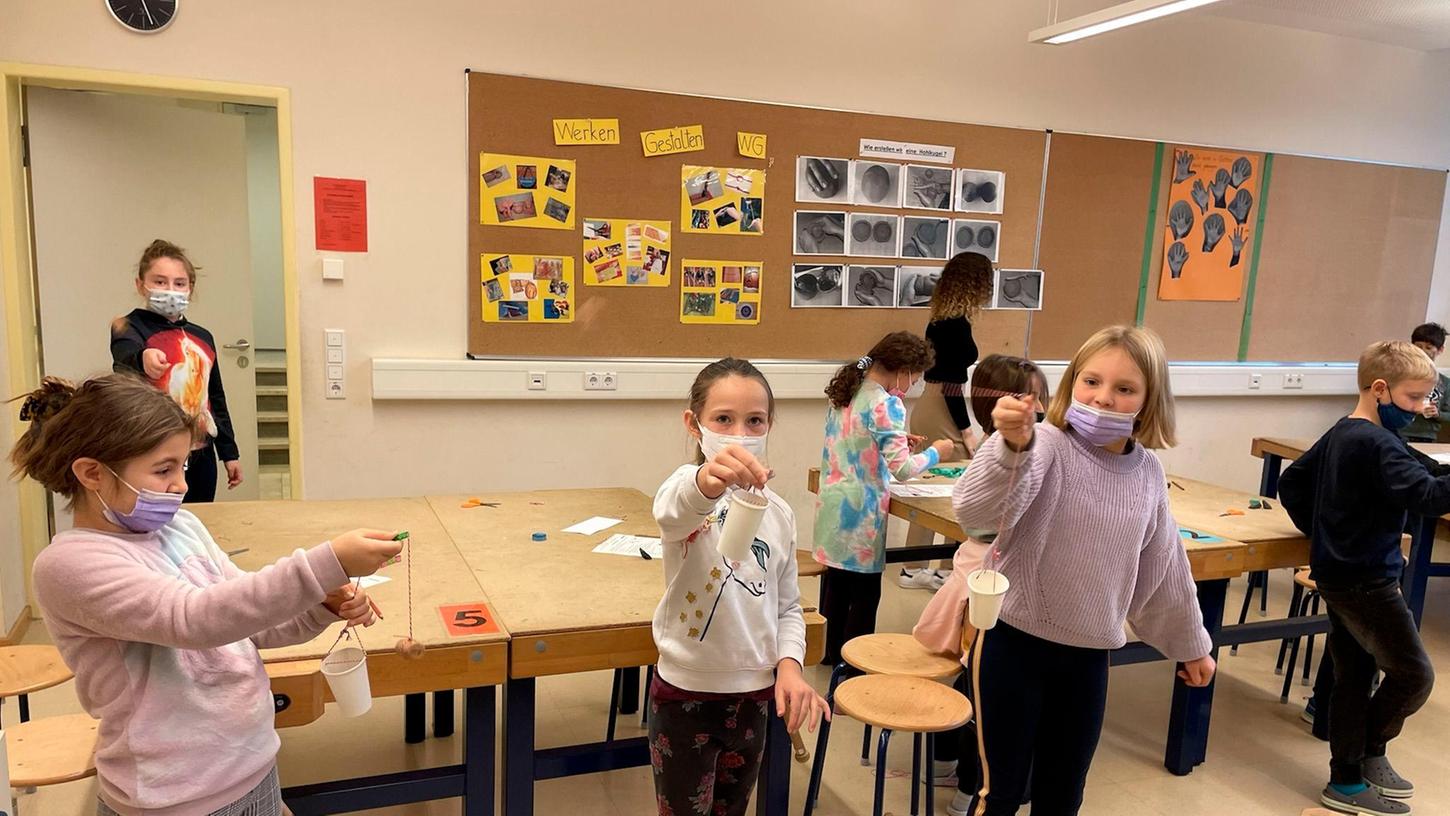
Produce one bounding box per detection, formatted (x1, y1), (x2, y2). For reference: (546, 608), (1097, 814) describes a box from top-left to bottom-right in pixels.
(842, 633), (961, 680)
(834, 675), (971, 733)
(796, 550), (826, 578)
(0, 645), (72, 697)
(6, 713), (99, 787)
(1294, 569), (1317, 591)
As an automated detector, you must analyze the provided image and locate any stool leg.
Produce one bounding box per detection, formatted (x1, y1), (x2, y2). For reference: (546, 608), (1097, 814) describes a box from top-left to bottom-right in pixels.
(1232, 571), (1261, 654)
(606, 669), (622, 742)
(1259, 570), (1269, 616)
(1280, 590), (1308, 704)
(805, 663), (849, 816)
(18, 693), (29, 723)
(404, 692), (426, 744)
(1302, 594), (1320, 686)
(925, 733), (936, 816)
(873, 729), (894, 816)
(861, 723), (873, 766)
(641, 665), (654, 727)
(910, 732), (921, 816)
(1275, 582), (1305, 672)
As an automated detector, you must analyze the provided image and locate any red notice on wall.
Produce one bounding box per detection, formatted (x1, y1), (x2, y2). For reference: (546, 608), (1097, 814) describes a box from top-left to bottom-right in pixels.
(314, 177), (368, 252)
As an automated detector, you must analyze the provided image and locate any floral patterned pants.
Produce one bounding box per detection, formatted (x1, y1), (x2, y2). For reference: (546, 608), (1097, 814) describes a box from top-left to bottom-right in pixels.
(648, 694), (769, 816)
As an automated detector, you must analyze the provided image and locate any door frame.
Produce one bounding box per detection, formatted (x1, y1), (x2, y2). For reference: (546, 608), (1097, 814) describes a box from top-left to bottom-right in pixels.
(0, 63), (306, 600)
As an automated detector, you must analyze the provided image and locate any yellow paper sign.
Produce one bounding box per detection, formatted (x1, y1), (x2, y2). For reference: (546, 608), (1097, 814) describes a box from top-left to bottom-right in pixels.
(479, 153), (575, 230)
(553, 118), (620, 145)
(641, 125), (705, 157)
(681, 166), (766, 235)
(582, 218), (672, 286)
(680, 260), (762, 325)
(480, 253), (575, 323)
(737, 132), (767, 159)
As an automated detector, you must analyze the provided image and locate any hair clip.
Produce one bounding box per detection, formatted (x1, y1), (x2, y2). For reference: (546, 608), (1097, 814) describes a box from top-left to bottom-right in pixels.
(856, 355), (872, 370)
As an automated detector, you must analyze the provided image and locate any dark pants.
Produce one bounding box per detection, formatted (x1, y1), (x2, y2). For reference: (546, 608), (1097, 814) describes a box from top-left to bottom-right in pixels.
(648, 694), (768, 816)
(968, 622), (1108, 816)
(819, 566), (882, 665)
(1317, 577), (1435, 785)
(934, 670), (983, 795)
(184, 441), (218, 504)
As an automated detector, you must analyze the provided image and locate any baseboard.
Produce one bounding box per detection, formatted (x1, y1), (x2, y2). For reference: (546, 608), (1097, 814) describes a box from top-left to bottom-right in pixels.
(1, 605), (31, 645)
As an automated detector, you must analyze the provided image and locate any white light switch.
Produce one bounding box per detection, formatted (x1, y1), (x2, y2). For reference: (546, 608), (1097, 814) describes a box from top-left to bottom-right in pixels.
(324, 329), (346, 399)
(322, 258), (345, 281)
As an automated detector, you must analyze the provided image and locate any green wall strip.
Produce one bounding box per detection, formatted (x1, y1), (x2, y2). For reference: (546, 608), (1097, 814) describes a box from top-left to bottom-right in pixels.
(1135, 142), (1166, 325)
(1236, 153), (1274, 361)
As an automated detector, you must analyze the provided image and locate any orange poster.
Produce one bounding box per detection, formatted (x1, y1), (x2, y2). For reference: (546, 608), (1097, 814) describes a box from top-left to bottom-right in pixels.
(1157, 147), (1262, 301)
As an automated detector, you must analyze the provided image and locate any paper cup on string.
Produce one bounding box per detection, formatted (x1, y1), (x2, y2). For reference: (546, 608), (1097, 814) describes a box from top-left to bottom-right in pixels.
(718, 490), (769, 562)
(966, 569), (1009, 630)
(321, 646), (373, 717)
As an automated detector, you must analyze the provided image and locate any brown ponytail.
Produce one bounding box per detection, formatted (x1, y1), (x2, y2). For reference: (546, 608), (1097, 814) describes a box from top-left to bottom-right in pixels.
(137, 239), (198, 285)
(825, 331), (933, 408)
(9, 374), (196, 505)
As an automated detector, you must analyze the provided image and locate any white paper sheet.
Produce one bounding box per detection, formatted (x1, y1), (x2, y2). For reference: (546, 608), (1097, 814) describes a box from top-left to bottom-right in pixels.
(563, 516), (624, 535)
(888, 483), (956, 498)
(591, 534), (665, 560)
(1431, 452), (1450, 465)
(358, 575), (391, 588)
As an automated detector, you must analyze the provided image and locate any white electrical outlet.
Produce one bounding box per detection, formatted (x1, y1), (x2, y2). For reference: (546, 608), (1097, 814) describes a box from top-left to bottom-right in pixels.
(1249, 373), (1262, 389)
(584, 371), (618, 391)
(1283, 372), (1304, 389)
(528, 372), (547, 391)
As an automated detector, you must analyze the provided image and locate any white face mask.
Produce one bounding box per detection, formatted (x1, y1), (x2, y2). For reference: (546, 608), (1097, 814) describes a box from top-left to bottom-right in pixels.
(903, 377), (926, 399)
(146, 289), (189, 320)
(697, 424), (769, 463)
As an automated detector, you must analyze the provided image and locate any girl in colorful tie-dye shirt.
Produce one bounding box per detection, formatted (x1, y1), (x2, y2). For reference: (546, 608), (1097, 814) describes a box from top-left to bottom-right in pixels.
(813, 332), (954, 664)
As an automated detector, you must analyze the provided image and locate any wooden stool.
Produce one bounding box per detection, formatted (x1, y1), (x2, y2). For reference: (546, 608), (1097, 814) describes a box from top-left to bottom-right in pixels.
(796, 550), (826, 578)
(6, 713), (98, 812)
(1276, 569), (1321, 703)
(833, 675), (972, 816)
(804, 634), (962, 816)
(0, 646), (73, 726)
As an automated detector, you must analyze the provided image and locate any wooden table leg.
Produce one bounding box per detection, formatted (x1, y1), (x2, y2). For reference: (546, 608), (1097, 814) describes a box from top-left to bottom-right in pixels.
(1164, 578), (1227, 774)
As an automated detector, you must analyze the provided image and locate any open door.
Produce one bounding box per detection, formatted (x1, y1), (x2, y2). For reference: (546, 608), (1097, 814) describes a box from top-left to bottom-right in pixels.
(25, 87), (261, 502)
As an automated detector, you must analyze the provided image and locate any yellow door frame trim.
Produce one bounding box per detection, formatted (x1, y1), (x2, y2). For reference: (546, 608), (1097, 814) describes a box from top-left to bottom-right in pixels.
(0, 63), (306, 606)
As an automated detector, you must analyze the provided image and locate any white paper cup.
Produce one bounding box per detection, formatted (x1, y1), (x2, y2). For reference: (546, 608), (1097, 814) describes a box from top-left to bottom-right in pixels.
(966, 569), (1010, 630)
(718, 490), (769, 562)
(321, 645), (373, 717)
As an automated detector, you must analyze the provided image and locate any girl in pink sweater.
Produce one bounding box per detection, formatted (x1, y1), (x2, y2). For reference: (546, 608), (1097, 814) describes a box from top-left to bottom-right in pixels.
(948, 326), (1215, 816)
(10, 374), (402, 816)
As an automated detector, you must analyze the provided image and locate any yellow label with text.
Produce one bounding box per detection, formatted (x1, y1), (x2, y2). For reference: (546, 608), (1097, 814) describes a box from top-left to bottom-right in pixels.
(737, 132), (767, 159)
(641, 125), (705, 157)
(553, 118), (620, 145)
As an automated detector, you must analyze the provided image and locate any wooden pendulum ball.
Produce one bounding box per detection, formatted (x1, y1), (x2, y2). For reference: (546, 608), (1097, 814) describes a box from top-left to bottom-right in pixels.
(395, 637), (425, 659)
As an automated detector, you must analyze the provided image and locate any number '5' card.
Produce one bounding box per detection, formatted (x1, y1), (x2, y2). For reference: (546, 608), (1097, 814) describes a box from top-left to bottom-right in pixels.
(438, 603), (502, 636)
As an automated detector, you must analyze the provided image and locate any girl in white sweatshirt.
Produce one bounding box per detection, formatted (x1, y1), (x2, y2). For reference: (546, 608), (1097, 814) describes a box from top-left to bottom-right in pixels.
(650, 357), (829, 816)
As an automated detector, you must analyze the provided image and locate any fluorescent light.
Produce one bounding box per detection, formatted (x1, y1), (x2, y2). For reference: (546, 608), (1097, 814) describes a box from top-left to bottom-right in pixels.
(1029, 0), (1226, 45)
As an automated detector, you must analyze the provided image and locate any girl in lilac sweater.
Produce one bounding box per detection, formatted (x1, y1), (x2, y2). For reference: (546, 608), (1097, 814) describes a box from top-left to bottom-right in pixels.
(948, 326), (1215, 816)
(10, 375), (403, 816)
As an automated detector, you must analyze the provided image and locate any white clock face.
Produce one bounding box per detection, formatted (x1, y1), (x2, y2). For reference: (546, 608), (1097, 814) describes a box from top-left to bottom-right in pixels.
(106, 0), (178, 34)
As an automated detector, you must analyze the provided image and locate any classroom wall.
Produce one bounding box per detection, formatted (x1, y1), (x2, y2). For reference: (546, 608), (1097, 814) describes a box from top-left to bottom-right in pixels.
(1, 2), (1446, 536)
(0, 265), (28, 632)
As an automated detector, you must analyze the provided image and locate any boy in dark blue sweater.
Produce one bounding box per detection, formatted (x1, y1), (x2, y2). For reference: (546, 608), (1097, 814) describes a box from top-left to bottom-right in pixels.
(1278, 340), (1445, 816)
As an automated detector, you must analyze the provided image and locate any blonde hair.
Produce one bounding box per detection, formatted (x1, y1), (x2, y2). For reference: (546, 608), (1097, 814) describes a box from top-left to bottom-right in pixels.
(1358, 340), (1437, 390)
(1046, 325), (1177, 449)
(929, 253), (994, 321)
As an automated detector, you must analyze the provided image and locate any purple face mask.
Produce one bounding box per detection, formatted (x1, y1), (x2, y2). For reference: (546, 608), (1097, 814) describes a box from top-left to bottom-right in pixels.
(97, 468), (184, 533)
(1065, 400), (1137, 446)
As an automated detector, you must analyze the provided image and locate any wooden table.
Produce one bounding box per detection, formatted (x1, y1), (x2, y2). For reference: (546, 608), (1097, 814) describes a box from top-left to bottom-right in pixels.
(1251, 436), (1450, 625)
(426, 489), (825, 816)
(806, 467), (1313, 776)
(193, 498), (509, 816)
